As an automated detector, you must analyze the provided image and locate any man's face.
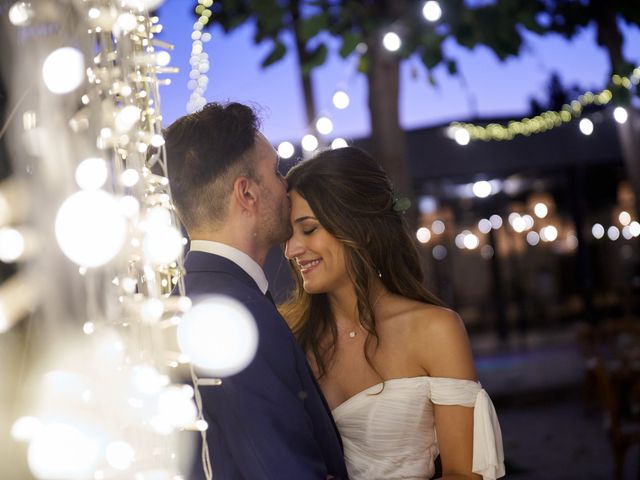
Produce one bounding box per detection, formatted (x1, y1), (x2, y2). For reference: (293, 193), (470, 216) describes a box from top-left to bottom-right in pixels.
(252, 133), (292, 245)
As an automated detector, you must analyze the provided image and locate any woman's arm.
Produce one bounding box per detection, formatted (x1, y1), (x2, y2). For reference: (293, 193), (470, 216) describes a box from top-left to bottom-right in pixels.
(412, 307), (482, 480)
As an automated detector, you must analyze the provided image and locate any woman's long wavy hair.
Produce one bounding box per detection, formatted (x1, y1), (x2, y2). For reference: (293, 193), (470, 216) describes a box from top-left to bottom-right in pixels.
(280, 147), (443, 380)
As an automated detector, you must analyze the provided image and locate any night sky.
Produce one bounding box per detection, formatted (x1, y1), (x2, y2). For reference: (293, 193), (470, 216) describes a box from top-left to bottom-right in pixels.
(156, 1), (640, 144)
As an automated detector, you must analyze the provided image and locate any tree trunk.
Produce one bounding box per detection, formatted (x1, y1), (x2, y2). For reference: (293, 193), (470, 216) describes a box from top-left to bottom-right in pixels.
(290, 0), (317, 129)
(596, 10), (640, 217)
(366, 32), (415, 223)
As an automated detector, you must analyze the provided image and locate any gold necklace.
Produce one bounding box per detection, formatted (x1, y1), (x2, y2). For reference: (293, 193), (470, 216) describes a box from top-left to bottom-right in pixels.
(344, 291), (387, 338)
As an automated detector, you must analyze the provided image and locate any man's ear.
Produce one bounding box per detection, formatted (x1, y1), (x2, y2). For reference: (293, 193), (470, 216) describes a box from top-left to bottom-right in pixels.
(232, 176), (258, 212)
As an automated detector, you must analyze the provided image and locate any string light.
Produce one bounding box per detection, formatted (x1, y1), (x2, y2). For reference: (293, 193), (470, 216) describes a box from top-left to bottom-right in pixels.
(382, 32), (402, 52)
(277, 141), (295, 159)
(579, 118), (593, 135)
(331, 138), (348, 149)
(332, 90), (350, 109)
(422, 1), (442, 22)
(187, 0), (214, 112)
(449, 88), (615, 142)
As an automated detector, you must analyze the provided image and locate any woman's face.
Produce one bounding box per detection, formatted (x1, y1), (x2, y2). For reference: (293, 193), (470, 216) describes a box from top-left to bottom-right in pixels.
(284, 190), (349, 294)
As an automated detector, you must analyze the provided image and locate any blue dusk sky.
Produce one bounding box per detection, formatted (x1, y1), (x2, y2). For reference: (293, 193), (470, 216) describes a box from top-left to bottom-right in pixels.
(155, 2), (640, 145)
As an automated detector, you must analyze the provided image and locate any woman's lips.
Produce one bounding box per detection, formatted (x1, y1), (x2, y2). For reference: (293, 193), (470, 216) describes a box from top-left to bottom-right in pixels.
(300, 258), (321, 275)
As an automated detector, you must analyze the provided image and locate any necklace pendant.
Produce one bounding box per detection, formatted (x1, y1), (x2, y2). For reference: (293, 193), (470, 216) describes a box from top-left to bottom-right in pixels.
(349, 331), (356, 338)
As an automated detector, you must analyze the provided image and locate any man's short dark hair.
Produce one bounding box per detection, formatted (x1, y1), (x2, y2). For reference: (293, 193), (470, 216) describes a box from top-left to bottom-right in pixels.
(163, 102), (260, 231)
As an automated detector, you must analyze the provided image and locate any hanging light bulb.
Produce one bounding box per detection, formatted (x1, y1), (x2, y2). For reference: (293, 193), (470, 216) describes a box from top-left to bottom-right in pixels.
(382, 32), (401, 52)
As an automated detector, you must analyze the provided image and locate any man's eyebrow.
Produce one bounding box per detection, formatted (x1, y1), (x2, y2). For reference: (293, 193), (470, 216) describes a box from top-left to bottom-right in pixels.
(294, 216), (317, 224)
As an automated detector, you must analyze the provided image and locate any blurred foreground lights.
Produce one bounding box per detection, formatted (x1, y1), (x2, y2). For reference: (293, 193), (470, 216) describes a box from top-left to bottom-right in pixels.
(157, 386), (197, 428)
(119, 196), (140, 218)
(511, 216), (527, 233)
(382, 32), (401, 52)
(132, 365), (168, 395)
(55, 190), (126, 267)
(331, 138), (348, 149)
(613, 106), (628, 124)
(0, 227), (25, 262)
(472, 180), (492, 198)
(454, 128), (470, 146)
(155, 51), (171, 67)
(277, 141), (295, 159)
(422, 0), (442, 22)
(579, 118), (594, 136)
(592, 223), (605, 239)
(42, 47), (85, 95)
(534, 202), (548, 218)
(105, 441), (134, 470)
(432, 245), (447, 260)
(629, 221), (640, 237)
(301, 134), (319, 152)
(115, 105), (142, 132)
(28, 422), (100, 480)
(121, 168), (140, 187)
(618, 211), (631, 226)
(316, 116), (334, 135)
(607, 226), (620, 241)
(540, 225), (558, 242)
(116, 12), (137, 33)
(177, 295), (258, 376)
(416, 227), (431, 244)
(11, 416), (42, 442)
(150, 134), (165, 147)
(144, 225), (183, 264)
(141, 298), (164, 324)
(332, 90), (350, 109)
(526, 231), (540, 246)
(9, 2), (34, 26)
(75, 158), (108, 190)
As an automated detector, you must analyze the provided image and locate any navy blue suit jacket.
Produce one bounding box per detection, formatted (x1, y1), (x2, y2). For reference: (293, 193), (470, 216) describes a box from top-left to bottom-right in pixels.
(183, 251), (348, 480)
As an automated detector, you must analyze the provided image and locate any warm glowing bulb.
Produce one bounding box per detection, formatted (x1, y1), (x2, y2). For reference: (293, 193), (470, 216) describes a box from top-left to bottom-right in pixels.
(613, 106), (628, 124)
(301, 134), (319, 152)
(534, 202), (548, 218)
(177, 295), (258, 376)
(277, 141), (295, 159)
(42, 48), (85, 94)
(463, 233), (479, 250)
(579, 118), (594, 135)
(315, 116), (334, 135)
(422, 0), (442, 21)
(472, 181), (492, 198)
(332, 90), (350, 109)
(416, 227), (431, 244)
(331, 138), (348, 149)
(619, 211), (631, 226)
(454, 128), (470, 146)
(592, 223), (605, 239)
(55, 190), (126, 267)
(382, 32), (401, 52)
(75, 158), (108, 190)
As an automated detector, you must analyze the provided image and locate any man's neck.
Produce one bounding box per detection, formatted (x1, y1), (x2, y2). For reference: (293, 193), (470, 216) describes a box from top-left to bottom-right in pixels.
(188, 229), (269, 267)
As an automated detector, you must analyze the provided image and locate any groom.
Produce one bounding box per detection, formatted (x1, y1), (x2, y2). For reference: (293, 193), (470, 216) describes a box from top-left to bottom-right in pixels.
(164, 102), (348, 479)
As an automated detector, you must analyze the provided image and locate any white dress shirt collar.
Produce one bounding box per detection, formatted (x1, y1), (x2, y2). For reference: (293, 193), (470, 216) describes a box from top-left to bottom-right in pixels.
(189, 240), (269, 294)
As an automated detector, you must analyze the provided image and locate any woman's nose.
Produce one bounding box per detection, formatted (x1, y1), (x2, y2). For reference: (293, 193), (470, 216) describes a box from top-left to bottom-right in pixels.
(284, 235), (303, 260)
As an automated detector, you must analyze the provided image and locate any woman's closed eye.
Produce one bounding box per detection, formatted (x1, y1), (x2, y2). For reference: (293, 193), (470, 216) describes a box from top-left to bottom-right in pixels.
(303, 226), (317, 235)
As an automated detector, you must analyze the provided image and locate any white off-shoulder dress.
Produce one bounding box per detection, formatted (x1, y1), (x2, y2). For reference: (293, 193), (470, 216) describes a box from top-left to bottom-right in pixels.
(332, 376), (505, 480)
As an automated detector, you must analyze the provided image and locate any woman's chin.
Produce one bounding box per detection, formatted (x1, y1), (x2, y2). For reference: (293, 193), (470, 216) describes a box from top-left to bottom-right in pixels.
(302, 280), (325, 295)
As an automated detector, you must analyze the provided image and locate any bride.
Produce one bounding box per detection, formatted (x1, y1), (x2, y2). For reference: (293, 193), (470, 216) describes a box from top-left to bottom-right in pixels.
(280, 147), (504, 480)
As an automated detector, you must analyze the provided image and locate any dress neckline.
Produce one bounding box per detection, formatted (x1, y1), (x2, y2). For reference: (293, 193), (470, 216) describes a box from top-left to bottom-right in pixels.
(331, 375), (432, 413)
